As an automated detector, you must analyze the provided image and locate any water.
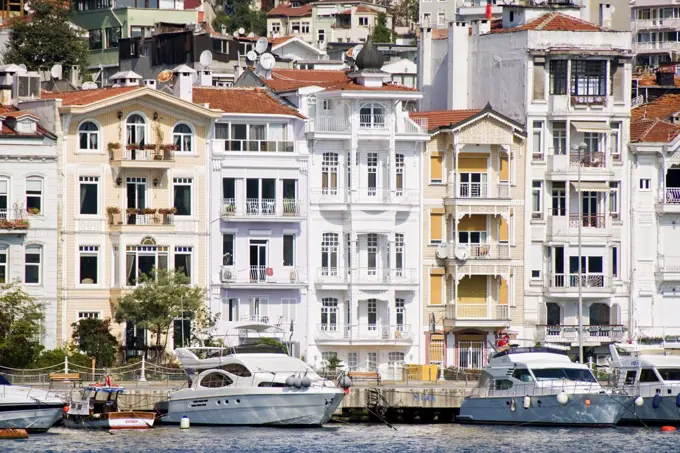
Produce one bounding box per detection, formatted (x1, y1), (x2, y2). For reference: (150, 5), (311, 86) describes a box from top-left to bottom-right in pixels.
(2, 424), (679, 453)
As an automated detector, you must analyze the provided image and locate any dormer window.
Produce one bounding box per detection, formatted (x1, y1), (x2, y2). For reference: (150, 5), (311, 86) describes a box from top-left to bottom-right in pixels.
(672, 111), (680, 125)
(359, 103), (386, 128)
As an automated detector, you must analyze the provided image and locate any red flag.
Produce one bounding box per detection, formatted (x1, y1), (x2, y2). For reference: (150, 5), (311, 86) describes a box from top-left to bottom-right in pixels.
(486, 3), (492, 20)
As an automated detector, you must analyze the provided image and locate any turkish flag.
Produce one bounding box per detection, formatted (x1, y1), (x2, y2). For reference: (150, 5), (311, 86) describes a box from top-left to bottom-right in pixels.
(486, 3), (492, 19)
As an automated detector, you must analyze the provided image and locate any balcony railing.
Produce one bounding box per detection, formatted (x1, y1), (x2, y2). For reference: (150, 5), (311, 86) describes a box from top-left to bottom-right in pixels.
(458, 183), (510, 199)
(633, 18), (680, 30)
(569, 152), (606, 168)
(350, 187), (419, 204)
(401, 117), (428, 134)
(109, 147), (175, 162)
(449, 242), (510, 260)
(359, 114), (387, 129)
(315, 267), (416, 284)
(571, 95), (607, 106)
(221, 198), (304, 217)
(122, 211), (175, 226)
(220, 266), (305, 284)
(309, 116), (351, 133)
(568, 213), (606, 228)
(446, 304), (509, 320)
(218, 139), (295, 153)
(634, 41), (680, 52)
(548, 273), (610, 289)
(315, 324), (413, 342)
(658, 187), (680, 204)
(0, 208), (29, 230)
(657, 255), (680, 273)
(537, 325), (626, 343)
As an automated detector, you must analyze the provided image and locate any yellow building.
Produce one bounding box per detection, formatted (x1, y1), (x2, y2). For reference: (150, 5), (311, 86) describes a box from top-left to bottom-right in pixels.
(411, 106), (525, 370)
(41, 82), (221, 354)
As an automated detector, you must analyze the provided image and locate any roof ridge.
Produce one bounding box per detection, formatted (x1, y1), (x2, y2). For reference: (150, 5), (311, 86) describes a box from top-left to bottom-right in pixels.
(639, 118), (661, 141)
(534, 12), (558, 31)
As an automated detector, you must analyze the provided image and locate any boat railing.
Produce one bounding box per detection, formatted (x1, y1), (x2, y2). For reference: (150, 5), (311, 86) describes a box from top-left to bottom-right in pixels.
(226, 369), (337, 389)
(469, 379), (610, 398)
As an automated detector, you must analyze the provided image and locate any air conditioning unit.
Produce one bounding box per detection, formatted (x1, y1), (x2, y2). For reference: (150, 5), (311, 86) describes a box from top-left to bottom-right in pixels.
(220, 267), (233, 282)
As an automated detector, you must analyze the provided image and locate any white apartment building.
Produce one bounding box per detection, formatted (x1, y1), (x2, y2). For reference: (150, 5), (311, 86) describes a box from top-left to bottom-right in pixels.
(200, 87), (310, 357)
(419, 7), (633, 360)
(631, 0), (680, 68)
(0, 73), (59, 348)
(629, 93), (680, 343)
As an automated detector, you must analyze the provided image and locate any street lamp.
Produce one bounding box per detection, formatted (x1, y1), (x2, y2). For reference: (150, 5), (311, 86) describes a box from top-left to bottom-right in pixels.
(570, 141), (588, 364)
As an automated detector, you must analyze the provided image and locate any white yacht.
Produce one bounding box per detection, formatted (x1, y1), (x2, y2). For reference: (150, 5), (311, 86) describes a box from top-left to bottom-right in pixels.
(163, 344), (347, 426)
(609, 343), (680, 424)
(0, 375), (65, 432)
(458, 347), (631, 426)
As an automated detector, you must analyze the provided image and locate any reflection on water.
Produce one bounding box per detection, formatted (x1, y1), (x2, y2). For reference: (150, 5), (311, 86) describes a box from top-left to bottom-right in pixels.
(2, 424), (678, 453)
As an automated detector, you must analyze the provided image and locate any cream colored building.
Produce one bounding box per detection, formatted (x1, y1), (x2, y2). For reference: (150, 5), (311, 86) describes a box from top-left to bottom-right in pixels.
(411, 107), (526, 369)
(37, 75), (221, 352)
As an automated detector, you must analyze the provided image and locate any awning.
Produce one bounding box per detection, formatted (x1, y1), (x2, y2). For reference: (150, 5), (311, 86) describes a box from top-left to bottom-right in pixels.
(571, 121), (610, 133)
(571, 181), (610, 192)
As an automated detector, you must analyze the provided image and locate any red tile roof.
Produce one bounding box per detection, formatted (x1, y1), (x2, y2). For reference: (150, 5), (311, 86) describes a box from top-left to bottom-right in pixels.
(267, 3), (312, 17)
(264, 69), (417, 92)
(633, 72), (680, 87)
(631, 94), (680, 142)
(192, 87), (305, 118)
(270, 36), (296, 46)
(0, 106), (50, 137)
(491, 12), (607, 34)
(409, 110), (481, 132)
(40, 86), (141, 106)
(355, 5), (378, 13)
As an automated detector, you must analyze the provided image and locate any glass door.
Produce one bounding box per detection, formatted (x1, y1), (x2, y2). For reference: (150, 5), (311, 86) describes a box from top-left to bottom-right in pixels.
(126, 177), (146, 225)
(249, 239), (268, 282)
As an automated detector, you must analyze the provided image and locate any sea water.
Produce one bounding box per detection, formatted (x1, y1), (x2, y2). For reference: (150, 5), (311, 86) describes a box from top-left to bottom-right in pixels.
(2, 424), (678, 453)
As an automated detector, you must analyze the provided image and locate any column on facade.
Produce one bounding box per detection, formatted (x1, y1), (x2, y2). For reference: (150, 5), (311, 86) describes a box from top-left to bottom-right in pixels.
(388, 115), (396, 196)
(350, 231), (359, 335)
(276, 178), (284, 216)
(235, 178), (244, 216)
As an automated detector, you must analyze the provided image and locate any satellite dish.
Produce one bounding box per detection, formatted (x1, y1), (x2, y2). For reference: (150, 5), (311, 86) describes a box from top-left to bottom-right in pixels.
(199, 50), (213, 67)
(247, 32), (255, 38)
(157, 69), (173, 83)
(238, 27), (245, 35)
(246, 51), (258, 62)
(259, 53), (275, 70)
(348, 44), (363, 58)
(112, 83), (121, 88)
(435, 243), (449, 260)
(454, 244), (469, 261)
(255, 37), (269, 54)
(17, 63), (27, 72)
(50, 64), (63, 80)
(82, 81), (98, 90)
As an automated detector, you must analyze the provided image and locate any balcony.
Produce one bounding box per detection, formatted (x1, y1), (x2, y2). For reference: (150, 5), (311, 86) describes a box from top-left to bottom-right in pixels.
(314, 267), (417, 287)
(109, 145), (175, 168)
(221, 198), (304, 220)
(569, 213), (606, 229)
(216, 139), (295, 153)
(314, 324), (413, 344)
(447, 242), (510, 261)
(0, 208), (29, 234)
(633, 18), (680, 30)
(457, 182), (510, 199)
(445, 182), (512, 217)
(350, 187), (419, 206)
(571, 95), (607, 107)
(307, 116), (351, 134)
(569, 152), (606, 169)
(537, 325), (626, 345)
(220, 266), (306, 288)
(656, 255), (680, 281)
(445, 304), (509, 329)
(399, 117), (428, 135)
(359, 114), (387, 130)
(545, 273), (614, 298)
(108, 209), (175, 232)
(656, 188), (680, 214)
(633, 41), (680, 53)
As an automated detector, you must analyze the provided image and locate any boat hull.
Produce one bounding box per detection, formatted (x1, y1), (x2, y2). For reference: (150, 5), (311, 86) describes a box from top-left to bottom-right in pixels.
(162, 388), (345, 426)
(64, 412), (156, 430)
(458, 394), (629, 427)
(620, 395), (680, 424)
(0, 405), (64, 433)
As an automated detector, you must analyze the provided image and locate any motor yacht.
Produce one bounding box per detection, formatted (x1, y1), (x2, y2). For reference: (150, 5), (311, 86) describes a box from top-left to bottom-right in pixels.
(0, 375), (65, 432)
(609, 343), (680, 424)
(163, 345), (347, 426)
(458, 347), (630, 426)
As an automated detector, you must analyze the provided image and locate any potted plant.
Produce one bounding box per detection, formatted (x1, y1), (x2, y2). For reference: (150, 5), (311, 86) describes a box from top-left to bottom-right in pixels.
(14, 219), (29, 228)
(143, 208), (157, 215)
(27, 207), (40, 215)
(106, 206), (121, 225)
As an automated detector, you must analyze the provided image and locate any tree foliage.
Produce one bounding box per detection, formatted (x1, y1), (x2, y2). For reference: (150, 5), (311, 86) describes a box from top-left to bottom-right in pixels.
(31, 348), (92, 370)
(256, 337), (288, 355)
(114, 269), (206, 356)
(0, 282), (44, 368)
(71, 318), (118, 368)
(372, 13), (393, 44)
(3, 0), (89, 71)
(212, 0), (268, 38)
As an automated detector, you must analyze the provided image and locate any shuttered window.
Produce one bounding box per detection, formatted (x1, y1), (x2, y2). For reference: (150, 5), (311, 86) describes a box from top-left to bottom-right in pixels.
(430, 153), (443, 183)
(430, 274), (443, 305)
(430, 210), (444, 243)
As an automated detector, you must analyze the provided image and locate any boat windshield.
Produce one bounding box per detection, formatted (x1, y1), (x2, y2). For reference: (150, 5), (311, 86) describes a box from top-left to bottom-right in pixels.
(657, 368), (680, 381)
(531, 368), (597, 383)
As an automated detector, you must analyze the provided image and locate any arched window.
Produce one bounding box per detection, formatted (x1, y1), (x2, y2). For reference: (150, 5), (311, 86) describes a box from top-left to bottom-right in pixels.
(359, 103), (385, 128)
(78, 121), (99, 151)
(173, 123), (193, 152)
(26, 177), (42, 215)
(126, 114), (146, 146)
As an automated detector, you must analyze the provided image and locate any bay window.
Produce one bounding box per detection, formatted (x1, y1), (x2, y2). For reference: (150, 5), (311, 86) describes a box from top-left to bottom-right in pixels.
(570, 60), (606, 96)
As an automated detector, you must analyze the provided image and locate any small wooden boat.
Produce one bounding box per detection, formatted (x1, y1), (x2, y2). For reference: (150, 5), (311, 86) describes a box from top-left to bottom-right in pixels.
(64, 384), (156, 430)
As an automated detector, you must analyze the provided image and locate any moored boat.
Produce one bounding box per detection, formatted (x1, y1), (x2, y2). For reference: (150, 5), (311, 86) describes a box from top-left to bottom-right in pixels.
(64, 384), (156, 430)
(0, 375), (65, 433)
(458, 347), (631, 426)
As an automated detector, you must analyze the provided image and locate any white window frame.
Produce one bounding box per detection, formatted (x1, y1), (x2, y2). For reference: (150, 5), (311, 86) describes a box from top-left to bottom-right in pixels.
(437, 12), (446, 25)
(283, 234), (295, 267)
(78, 245), (99, 286)
(24, 244), (42, 285)
(552, 122), (566, 156)
(639, 178), (651, 191)
(318, 29), (325, 42)
(223, 297), (239, 322)
(174, 246), (193, 284)
(0, 244), (7, 284)
(532, 181), (543, 219)
(79, 176), (100, 216)
(610, 122), (621, 161)
(359, 16), (369, 26)
(321, 233), (339, 274)
(173, 122), (194, 153)
(347, 351), (358, 370)
(396, 298), (405, 328)
(321, 152), (339, 194)
(281, 298), (297, 324)
(321, 298), (338, 329)
(125, 113), (147, 146)
(25, 177), (43, 215)
(609, 182), (620, 219)
(78, 120), (100, 152)
(532, 120), (544, 159)
(301, 22), (310, 33)
(173, 177), (193, 216)
(77, 311), (102, 320)
(0, 178), (8, 220)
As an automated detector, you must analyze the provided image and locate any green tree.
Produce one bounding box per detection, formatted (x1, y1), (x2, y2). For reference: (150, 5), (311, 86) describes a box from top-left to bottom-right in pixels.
(372, 12), (393, 44)
(212, 0), (267, 37)
(3, 0), (89, 71)
(0, 282), (44, 368)
(31, 348), (92, 370)
(71, 318), (118, 368)
(256, 337), (288, 355)
(114, 269), (206, 359)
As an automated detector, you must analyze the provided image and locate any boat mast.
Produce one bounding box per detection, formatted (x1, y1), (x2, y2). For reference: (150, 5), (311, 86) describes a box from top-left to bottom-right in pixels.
(574, 142), (587, 364)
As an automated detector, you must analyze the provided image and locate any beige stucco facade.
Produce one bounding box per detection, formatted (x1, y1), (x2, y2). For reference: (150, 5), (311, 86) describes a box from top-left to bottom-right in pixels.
(419, 110), (525, 370)
(54, 88), (220, 350)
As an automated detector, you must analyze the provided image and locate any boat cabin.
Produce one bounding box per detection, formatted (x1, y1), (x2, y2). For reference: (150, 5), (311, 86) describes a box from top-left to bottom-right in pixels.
(609, 344), (680, 396)
(68, 386), (124, 417)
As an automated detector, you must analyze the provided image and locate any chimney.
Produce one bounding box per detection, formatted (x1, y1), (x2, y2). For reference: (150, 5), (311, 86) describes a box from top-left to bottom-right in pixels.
(471, 19), (490, 36)
(418, 26), (432, 107)
(199, 69), (213, 87)
(0, 64), (21, 106)
(109, 70), (142, 87)
(69, 66), (80, 88)
(143, 79), (157, 89)
(448, 21), (469, 110)
(172, 64), (196, 102)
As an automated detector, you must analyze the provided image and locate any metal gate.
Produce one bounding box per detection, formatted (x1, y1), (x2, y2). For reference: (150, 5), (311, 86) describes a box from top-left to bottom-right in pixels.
(457, 341), (485, 369)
